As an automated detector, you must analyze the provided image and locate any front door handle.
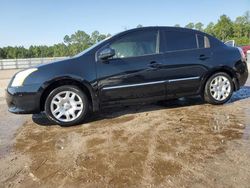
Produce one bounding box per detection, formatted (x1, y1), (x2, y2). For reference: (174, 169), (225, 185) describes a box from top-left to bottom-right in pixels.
(148, 61), (163, 68)
(199, 54), (210, 60)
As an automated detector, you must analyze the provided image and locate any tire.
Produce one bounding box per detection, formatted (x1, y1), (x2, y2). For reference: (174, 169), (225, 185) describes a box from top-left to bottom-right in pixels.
(44, 85), (89, 126)
(204, 72), (234, 105)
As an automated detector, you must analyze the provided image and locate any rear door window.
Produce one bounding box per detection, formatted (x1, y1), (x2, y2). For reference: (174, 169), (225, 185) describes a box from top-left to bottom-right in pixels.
(163, 31), (197, 52)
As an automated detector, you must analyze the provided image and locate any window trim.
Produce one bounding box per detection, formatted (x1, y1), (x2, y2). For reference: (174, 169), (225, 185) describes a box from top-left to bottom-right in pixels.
(204, 35), (211, 48)
(156, 30), (160, 53)
(195, 34), (199, 49)
(196, 34), (211, 49)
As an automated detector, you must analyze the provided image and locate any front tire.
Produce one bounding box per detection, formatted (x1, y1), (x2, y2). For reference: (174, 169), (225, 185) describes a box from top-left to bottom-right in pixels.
(45, 85), (89, 126)
(204, 72), (234, 105)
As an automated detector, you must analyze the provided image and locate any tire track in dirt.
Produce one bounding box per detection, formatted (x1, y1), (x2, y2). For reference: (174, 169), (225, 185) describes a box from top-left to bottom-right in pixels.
(140, 120), (161, 186)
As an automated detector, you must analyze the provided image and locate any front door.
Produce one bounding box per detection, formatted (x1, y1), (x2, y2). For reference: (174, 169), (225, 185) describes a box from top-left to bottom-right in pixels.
(96, 29), (166, 105)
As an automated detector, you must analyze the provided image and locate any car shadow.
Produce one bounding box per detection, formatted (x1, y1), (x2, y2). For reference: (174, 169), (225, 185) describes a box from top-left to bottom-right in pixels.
(32, 97), (204, 126)
(32, 113), (54, 126)
(32, 86), (250, 127)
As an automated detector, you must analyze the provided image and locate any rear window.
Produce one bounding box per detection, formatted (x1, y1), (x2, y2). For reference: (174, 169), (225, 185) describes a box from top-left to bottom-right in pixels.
(196, 34), (210, 48)
(163, 31), (197, 51)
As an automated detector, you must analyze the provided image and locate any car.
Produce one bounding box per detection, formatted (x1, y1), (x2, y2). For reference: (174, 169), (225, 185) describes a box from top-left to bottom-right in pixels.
(224, 40), (250, 58)
(240, 45), (250, 57)
(6, 27), (248, 126)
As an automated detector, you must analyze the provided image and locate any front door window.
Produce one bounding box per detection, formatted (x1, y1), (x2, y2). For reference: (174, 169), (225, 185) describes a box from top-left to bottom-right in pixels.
(110, 30), (157, 58)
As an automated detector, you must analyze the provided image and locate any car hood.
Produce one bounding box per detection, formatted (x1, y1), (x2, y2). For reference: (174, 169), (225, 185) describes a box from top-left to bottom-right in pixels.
(35, 57), (72, 69)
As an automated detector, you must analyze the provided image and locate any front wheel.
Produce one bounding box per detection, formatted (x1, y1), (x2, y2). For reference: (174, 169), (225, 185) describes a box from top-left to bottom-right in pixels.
(45, 85), (89, 126)
(204, 72), (234, 105)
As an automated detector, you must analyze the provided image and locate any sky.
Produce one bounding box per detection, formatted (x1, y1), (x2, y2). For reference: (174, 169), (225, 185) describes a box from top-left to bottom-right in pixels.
(0, 0), (249, 47)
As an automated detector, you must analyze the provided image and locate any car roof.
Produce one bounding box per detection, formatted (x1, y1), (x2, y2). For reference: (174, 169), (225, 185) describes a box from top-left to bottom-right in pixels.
(122, 26), (200, 34)
(113, 26), (222, 45)
(111, 26), (208, 41)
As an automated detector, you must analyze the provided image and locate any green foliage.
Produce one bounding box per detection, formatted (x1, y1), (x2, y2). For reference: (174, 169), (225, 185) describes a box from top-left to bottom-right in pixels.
(90, 31), (107, 44)
(194, 22), (204, 31)
(233, 36), (250, 46)
(0, 31), (111, 59)
(62, 30), (110, 56)
(204, 22), (215, 36)
(0, 11), (250, 59)
(188, 11), (250, 45)
(213, 15), (234, 41)
(185, 22), (195, 29)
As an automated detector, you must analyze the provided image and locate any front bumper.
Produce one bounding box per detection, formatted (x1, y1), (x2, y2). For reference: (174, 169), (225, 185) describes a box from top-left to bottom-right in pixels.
(6, 84), (42, 114)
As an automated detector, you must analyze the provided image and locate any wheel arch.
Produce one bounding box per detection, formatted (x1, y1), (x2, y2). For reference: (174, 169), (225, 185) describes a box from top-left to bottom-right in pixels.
(200, 66), (239, 94)
(39, 77), (99, 112)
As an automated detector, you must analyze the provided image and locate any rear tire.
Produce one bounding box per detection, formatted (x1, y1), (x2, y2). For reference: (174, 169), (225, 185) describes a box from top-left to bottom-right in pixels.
(44, 85), (89, 126)
(204, 72), (234, 105)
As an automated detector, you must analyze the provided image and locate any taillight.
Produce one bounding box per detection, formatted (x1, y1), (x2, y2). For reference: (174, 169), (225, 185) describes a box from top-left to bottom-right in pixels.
(237, 47), (246, 61)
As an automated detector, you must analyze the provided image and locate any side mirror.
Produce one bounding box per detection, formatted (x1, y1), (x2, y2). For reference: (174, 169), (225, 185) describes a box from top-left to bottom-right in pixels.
(99, 47), (115, 60)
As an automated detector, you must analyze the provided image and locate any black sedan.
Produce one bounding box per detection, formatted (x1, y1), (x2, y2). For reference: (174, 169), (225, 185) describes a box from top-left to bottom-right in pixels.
(6, 27), (248, 126)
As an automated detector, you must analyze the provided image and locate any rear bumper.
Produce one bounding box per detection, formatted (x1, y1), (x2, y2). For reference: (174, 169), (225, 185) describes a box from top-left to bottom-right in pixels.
(235, 60), (248, 90)
(6, 84), (42, 114)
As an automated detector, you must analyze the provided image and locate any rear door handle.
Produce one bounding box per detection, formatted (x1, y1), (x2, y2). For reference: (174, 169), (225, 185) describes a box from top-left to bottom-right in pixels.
(199, 54), (210, 60)
(148, 61), (163, 68)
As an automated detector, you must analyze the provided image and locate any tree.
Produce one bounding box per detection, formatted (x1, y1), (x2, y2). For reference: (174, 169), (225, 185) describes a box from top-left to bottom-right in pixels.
(90, 31), (107, 44)
(91, 31), (101, 44)
(62, 30), (91, 55)
(63, 35), (71, 45)
(185, 22), (194, 29)
(204, 22), (215, 36)
(53, 43), (68, 57)
(243, 11), (250, 23)
(29, 46), (41, 57)
(213, 15), (233, 41)
(233, 16), (246, 38)
(0, 48), (7, 59)
(1, 12), (250, 59)
(5, 47), (18, 59)
(194, 22), (204, 31)
(243, 11), (250, 39)
(70, 31), (90, 46)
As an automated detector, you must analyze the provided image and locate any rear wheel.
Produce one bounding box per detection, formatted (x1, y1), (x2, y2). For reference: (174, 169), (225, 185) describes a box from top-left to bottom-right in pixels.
(204, 72), (234, 105)
(45, 85), (89, 126)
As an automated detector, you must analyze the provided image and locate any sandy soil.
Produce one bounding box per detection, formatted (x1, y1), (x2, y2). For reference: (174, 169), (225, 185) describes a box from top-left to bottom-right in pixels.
(1, 70), (250, 187)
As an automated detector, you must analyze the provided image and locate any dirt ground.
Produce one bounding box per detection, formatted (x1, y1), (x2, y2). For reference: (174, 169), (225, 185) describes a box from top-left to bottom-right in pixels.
(1, 69), (250, 188)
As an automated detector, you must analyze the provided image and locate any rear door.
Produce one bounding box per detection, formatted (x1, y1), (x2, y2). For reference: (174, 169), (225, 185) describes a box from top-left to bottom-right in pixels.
(97, 29), (167, 105)
(161, 29), (213, 98)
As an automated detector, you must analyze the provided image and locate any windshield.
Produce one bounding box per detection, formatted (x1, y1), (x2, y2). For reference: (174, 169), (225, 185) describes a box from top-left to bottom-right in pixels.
(74, 37), (110, 57)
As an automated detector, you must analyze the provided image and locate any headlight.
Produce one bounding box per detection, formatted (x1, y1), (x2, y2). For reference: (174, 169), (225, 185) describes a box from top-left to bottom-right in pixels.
(11, 68), (38, 87)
